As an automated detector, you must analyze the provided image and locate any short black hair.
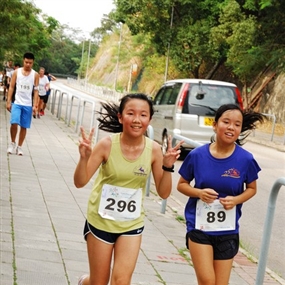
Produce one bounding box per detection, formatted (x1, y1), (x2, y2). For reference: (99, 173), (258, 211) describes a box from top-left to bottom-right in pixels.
(23, 52), (35, 60)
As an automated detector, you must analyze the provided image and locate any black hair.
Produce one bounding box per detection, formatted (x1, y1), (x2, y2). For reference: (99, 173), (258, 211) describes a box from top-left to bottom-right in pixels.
(97, 93), (154, 133)
(23, 52), (35, 60)
(212, 104), (266, 145)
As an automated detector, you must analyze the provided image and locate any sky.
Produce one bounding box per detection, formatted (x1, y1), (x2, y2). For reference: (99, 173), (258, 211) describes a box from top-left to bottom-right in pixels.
(31, 0), (115, 37)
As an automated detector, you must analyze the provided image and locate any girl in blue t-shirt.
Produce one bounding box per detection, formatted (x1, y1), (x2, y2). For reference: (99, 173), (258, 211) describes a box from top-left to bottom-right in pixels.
(177, 104), (265, 285)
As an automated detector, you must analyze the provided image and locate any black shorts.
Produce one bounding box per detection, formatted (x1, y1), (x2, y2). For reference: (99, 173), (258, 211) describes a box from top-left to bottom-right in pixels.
(83, 220), (144, 244)
(39, 95), (49, 103)
(186, 229), (239, 260)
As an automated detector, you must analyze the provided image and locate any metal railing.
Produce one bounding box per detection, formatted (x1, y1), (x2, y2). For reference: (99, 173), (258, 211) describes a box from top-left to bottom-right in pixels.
(255, 177), (285, 285)
(145, 126), (154, 198)
(57, 92), (69, 122)
(67, 95), (81, 132)
(251, 113), (285, 146)
(67, 77), (124, 103)
(252, 113), (276, 142)
(79, 99), (97, 133)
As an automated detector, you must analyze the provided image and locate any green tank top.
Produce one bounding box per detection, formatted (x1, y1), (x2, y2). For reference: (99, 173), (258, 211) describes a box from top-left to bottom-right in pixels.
(87, 133), (152, 233)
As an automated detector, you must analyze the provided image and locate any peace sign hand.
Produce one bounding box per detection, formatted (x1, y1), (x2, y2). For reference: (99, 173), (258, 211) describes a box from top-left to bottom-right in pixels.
(163, 136), (184, 167)
(78, 126), (95, 159)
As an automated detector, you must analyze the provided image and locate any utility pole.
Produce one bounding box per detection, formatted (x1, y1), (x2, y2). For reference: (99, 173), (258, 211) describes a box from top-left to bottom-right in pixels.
(85, 39), (91, 88)
(79, 40), (85, 80)
(164, 5), (174, 82)
(114, 23), (122, 90)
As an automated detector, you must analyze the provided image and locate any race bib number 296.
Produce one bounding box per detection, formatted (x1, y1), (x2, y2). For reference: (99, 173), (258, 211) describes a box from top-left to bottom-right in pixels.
(98, 184), (142, 221)
(195, 199), (236, 231)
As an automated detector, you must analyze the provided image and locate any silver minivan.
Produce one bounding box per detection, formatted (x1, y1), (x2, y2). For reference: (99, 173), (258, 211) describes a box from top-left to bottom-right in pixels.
(150, 79), (243, 152)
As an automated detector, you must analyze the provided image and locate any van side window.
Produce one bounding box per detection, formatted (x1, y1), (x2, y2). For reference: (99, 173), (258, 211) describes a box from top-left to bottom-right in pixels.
(153, 84), (181, 105)
(167, 84), (181, 104)
(153, 88), (165, 105)
(160, 88), (173, 104)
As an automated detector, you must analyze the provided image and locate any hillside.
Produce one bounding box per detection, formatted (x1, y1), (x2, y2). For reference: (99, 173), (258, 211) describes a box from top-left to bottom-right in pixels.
(86, 26), (285, 126)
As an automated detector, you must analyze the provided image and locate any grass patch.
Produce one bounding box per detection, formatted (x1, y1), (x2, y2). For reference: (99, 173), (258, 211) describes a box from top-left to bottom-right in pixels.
(175, 215), (186, 223)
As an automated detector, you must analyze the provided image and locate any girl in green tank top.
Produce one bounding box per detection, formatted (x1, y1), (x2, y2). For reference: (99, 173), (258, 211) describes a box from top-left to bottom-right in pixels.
(74, 93), (184, 285)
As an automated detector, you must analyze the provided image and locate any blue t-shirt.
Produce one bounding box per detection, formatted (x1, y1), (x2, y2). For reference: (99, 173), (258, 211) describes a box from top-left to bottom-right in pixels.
(178, 143), (261, 236)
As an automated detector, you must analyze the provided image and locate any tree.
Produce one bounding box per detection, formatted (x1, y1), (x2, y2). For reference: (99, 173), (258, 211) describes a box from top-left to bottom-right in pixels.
(0, 0), (56, 65)
(114, 0), (285, 81)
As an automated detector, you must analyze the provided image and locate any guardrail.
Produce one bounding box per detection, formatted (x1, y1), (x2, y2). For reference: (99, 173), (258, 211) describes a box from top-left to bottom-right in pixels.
(67, 77), (124, 103)
(251, 113), (285, 146)
(252, 113), (276, 142)
(255, 177), (285, 285)
(47, 89), (96, 134)
(79, 99), (97, 132)
(67, 95), (81, 132)
(57, 92), (69, 122)
(145, 126), (154, 198)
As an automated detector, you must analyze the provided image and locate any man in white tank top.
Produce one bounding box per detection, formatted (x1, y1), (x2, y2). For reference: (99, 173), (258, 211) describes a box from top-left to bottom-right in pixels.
(6, 52), (39, 156)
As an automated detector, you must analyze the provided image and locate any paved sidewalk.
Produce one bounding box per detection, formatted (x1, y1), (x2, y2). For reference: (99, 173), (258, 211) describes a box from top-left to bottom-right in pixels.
(1, 100), (284, 285)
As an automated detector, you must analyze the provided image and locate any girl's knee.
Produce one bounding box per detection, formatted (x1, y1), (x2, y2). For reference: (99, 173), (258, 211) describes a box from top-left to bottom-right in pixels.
(111, 273), (132, 285)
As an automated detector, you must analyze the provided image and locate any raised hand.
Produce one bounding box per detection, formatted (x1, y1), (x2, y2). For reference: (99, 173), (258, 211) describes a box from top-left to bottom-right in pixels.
(163, 136), (184, 167)
(78, 126), (95, 159)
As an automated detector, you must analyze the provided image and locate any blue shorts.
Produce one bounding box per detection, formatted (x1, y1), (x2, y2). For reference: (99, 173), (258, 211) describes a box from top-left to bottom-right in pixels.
(10, 104), (33, 128)
(83, 220), (144, 244)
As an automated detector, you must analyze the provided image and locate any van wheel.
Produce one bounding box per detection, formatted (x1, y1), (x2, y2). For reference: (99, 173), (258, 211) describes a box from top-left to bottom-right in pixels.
(162, 132), (168, 155)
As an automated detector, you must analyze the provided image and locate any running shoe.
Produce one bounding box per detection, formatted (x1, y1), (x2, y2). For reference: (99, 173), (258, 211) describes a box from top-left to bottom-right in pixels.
(7, 142), (17, 154)
(16, 146), (24, 156)
(78, 274), (88, 285)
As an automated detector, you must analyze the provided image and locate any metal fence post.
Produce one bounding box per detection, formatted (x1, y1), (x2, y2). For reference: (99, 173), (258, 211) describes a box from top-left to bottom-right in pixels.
(146, 125), (154, 197)
(51, 89), (61, 115)
(255, 177), (285, 285)
(79, 100), (96, 134)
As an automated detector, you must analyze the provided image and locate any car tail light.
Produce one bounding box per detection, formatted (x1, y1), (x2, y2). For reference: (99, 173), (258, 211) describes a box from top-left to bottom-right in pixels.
(177, 83), (189, 113)
(235, 87), (243, 110)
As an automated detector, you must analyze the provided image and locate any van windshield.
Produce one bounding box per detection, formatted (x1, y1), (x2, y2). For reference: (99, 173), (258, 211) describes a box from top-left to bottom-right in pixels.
(183, 84), (238, 116)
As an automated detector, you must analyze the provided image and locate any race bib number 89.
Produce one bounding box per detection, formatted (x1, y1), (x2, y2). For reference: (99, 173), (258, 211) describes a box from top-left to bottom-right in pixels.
(195, 199), (236, 231)
(98, 184), (142, 221)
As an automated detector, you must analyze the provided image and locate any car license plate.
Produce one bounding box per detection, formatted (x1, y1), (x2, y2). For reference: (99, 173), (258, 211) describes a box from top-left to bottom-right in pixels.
(204, 117), (214, 126)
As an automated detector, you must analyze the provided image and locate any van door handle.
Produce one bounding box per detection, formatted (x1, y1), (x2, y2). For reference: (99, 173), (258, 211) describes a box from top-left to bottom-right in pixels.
(164, 116), (173, 120)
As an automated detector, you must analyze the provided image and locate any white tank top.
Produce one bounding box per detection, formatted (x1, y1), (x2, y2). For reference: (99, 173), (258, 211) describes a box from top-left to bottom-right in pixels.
(39, 75), (49, 96)
(14, 68), (35, 106)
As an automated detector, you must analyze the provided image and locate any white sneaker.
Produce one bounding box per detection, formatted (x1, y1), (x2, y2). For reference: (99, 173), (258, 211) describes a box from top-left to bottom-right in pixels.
(16, 146), (24, 156)
(7, 142), (17, 154)
(78, 274), (88, 285)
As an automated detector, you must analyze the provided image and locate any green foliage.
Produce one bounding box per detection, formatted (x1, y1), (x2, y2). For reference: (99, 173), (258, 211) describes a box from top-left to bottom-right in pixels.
(113, 0), (285, 83)
(0, 0), (54, 64)
(3, 0), (285, 85)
